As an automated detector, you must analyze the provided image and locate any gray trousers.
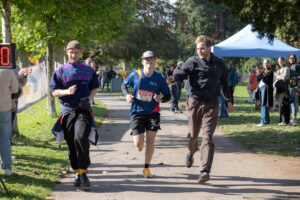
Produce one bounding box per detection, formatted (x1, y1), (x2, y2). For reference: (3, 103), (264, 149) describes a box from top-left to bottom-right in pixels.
(186, 97), (219, 173)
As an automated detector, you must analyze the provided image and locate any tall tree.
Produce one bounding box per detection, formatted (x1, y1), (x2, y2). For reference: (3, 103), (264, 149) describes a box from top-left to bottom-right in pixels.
(1, 0), (11, 43)
(174, 0), (242, 59)
(96, 0), (179, 71)
(208, 0), (300, 46)
(10, 0), (135, 115)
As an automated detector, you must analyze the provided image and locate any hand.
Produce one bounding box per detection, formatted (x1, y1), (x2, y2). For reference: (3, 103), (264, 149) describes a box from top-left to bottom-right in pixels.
(67, 85), (77, 95)
(18, 67), (32, 78)
(153, 93), (161, 103)
(227, 102), (234, 113)
(166, 76), (175, 84)
(126, 95), (134, 103)
(255, 67), (261, 74)
(24, 67), (32, 76)
(11, 107), (17, 112)
(277, 69), (281, 75)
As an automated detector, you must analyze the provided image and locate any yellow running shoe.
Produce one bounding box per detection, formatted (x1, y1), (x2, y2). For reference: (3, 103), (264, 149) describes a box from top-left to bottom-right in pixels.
(143, 168), (153, 178)
(137, 146), (143, 152)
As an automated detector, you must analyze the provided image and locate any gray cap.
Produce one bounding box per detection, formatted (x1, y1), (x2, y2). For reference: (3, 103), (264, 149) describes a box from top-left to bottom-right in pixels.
(141, 51), (155, 59)
(177, 61), (184, 67)
(66, 40), (82, 50)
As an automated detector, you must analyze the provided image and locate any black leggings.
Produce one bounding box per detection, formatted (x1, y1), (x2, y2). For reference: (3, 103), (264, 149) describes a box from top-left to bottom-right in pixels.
(279, 98), (291, 124)
(62, 110), (91, 170)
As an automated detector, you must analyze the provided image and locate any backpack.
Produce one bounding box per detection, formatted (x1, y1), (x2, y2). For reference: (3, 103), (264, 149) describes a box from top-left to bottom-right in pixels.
(274, 80), (286, 94)
(290, 69), (298, 88)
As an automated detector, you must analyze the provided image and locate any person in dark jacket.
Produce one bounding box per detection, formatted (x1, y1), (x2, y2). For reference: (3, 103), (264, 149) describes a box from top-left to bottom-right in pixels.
(101, 67), (110, 91)
(167, 35), (233, 184)
(288, 53), (300, 125)
(170, 61), (184, 113)
(256, 59), (274, 126)
(227, 63), (239, 105)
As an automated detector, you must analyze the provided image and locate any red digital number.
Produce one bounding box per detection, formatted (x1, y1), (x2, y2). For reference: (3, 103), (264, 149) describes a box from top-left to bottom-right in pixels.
(0, 43), (16, 69)
(0, 46), (10, 66)
(0, 46), (11, 66)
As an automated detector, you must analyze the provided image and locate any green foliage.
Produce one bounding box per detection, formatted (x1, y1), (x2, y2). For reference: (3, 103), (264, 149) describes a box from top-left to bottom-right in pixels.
(6, 0), (135, 58)
(208, 0), (300, 47)
(94, 0), (180, 67)
(174, 0), (243, 59)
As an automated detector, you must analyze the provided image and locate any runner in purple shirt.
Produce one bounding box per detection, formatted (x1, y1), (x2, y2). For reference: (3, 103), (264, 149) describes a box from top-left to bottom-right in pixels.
(50, 40), (99, 187)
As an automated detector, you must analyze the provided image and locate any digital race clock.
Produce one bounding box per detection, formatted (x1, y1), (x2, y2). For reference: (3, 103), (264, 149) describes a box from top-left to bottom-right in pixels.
(0, 43), (16, 69)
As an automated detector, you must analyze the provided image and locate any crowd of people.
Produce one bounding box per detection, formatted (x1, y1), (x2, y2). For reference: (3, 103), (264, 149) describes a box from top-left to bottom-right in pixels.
(254, 54), (300, 126)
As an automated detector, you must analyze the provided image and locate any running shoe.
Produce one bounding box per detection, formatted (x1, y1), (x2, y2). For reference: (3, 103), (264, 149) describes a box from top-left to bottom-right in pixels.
(73, 174), (81, 187)
(143, 168), (153, 178)
(80, 172), (90, 187)
(186, 153), (194, 168)
(137, 146), (143, 152)
(198, 171), (210, 184)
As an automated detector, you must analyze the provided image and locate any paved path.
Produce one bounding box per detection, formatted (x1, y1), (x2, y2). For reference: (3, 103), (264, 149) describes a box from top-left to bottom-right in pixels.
(52, 93), (300, 200)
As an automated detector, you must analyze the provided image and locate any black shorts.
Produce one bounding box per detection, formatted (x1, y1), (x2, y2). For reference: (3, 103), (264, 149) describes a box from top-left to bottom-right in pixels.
(130, 112), (161, 136)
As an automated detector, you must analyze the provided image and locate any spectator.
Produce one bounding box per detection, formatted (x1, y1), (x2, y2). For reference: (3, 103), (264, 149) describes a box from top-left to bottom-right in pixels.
(96, 66), (103, 89)
(85, 57), (92, 66)
(275, 57), (290, 125)
(247, 68), (258, 103)
(256, 59), (274, 126)
(170, 61), (184, 113)
(12, 66), (32, 135)
(288, 54), (300, 125)
(0, 68), (18, 176)
(108, 66), (116, 82)
(227, 63), (239, 105)
(219, 90), (228, 118)
(101, 67), (110, 91)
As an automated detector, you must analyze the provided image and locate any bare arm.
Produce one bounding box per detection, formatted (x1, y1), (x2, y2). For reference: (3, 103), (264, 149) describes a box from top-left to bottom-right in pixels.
(88, 88), (98, 101)
(52, 85), (77, 97)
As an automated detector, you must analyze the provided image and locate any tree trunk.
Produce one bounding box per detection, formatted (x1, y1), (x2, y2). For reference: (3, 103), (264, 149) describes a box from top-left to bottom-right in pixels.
(53, 44), (65, 69)
(122, 59), (129, 71)
(46, 21), (56, 115)
(216, 11), (225, 41)
(17, 49), (31, 68)
(1, 0), (11, 43)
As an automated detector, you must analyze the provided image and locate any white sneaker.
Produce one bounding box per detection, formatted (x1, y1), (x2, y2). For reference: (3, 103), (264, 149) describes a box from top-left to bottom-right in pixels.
(4, 169), (13, 176)
(290, 119), (297, 126)
(256, 123), (265, 127)
(278, 122), (287, 126)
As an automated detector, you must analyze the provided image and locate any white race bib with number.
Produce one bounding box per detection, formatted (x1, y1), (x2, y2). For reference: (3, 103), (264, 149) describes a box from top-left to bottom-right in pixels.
(137, 89), (153, 102)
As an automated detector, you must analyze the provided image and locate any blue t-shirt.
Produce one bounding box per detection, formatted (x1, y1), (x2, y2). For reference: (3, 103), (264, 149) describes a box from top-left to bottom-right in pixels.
(123, 69), (170, 116)
(49, 60), (99, 108)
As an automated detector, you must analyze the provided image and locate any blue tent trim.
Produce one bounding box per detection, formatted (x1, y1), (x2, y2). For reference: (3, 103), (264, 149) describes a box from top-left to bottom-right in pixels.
(212, 25), (300, 58)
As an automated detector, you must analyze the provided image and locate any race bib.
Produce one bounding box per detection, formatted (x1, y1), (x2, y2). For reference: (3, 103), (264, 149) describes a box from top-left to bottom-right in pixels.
(137, 89), (153, 102)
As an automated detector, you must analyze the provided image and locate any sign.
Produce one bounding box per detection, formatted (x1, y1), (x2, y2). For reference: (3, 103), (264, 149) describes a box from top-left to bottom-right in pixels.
(0, 43), (16, 69)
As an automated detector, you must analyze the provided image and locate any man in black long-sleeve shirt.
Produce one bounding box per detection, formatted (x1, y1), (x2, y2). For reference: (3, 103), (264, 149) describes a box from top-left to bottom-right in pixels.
(167, 35), (233, 184)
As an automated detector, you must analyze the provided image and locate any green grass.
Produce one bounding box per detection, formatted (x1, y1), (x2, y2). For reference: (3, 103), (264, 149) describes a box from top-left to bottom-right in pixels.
(0, 97), (106, 199)
(179, 86), (300, 157)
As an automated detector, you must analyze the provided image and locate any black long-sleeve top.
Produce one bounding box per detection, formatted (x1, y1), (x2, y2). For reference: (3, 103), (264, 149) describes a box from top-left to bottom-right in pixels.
(173, 53), (230, 102)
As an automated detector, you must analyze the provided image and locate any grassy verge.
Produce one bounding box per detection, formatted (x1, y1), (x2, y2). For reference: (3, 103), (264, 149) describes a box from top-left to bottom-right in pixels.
(0, 98), (106, 199)
(179, 86), (300, 157)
